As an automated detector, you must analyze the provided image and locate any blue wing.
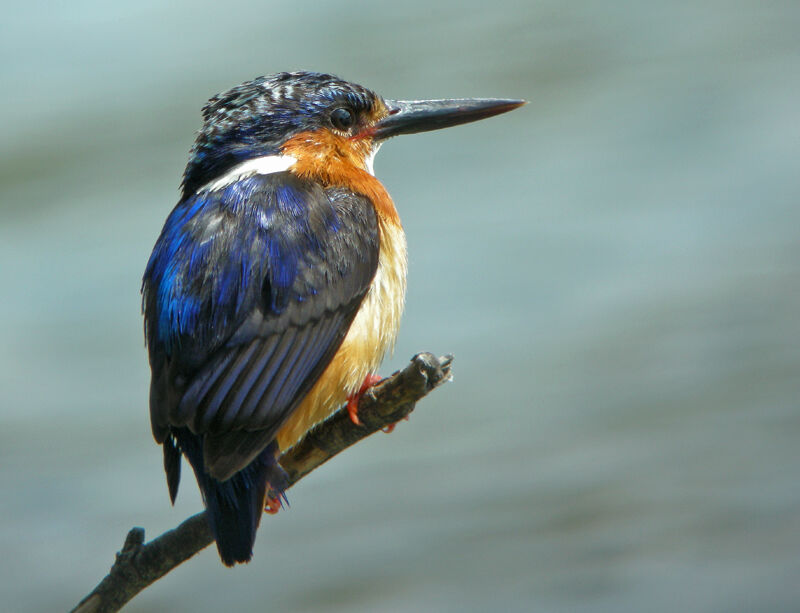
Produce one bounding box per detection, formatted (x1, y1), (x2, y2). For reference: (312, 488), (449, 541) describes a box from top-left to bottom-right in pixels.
(142, 172), (379, 480)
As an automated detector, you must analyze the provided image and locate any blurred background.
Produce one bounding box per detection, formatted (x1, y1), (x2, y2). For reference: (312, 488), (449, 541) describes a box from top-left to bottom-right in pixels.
(2, 1), (799, 611)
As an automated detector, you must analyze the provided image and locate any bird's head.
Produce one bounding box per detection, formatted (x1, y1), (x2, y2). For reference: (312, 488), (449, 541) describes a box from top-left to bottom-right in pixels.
(182, 71), (524, 197)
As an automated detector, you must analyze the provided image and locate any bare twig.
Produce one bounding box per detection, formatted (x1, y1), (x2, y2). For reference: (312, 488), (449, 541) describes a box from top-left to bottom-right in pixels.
(72, 353), (453, 613)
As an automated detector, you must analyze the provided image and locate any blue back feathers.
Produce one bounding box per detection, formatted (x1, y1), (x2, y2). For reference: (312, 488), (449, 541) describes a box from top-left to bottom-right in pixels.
(143, 173), (339, 360)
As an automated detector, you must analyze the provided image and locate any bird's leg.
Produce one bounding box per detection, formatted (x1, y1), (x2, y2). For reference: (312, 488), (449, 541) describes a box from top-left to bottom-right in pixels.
(263, 444), (289, 515)
(346, 373), (383, 426)
(264, 480), (289, 514)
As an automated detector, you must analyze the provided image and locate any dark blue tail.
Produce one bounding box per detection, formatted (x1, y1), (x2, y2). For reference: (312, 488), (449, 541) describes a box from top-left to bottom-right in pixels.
(170, 428), (288, 566)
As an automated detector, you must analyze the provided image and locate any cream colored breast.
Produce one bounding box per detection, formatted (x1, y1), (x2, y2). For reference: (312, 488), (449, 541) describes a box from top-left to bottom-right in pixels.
(340, 219), (407, 377)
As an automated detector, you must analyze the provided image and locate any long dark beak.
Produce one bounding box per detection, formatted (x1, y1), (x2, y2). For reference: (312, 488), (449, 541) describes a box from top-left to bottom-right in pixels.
(372, 98), (526, 140)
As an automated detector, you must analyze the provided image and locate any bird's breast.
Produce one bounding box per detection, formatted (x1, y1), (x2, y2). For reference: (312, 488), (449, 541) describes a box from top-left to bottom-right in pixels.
(339, 216), (407, 374)
(275, 216), (407, 450)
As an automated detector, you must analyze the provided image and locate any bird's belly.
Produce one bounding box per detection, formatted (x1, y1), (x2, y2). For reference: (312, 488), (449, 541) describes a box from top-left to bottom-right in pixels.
(276, 220), (407, 450)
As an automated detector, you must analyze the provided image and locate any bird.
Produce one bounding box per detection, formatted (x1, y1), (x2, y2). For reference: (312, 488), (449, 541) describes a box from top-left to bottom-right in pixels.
(141, 71), (524, 566)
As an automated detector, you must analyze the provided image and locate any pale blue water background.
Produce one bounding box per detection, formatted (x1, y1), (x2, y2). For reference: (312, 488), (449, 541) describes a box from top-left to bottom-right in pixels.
(1, 1), (799, 611)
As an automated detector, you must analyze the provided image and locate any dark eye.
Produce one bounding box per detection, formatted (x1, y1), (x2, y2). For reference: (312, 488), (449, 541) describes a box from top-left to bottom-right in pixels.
(330, 107), (356, 131)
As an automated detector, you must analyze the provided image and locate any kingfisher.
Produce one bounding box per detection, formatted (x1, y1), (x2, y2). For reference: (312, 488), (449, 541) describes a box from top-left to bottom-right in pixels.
(142, 71), (523, 566)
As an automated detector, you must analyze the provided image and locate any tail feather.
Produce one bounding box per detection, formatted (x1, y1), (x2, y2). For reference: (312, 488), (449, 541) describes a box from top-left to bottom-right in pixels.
(171, 427), (288, 566)
(163, 434), (181, 504)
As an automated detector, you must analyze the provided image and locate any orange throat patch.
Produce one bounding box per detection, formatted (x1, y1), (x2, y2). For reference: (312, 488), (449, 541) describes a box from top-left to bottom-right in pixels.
(281, 129), (400, 226)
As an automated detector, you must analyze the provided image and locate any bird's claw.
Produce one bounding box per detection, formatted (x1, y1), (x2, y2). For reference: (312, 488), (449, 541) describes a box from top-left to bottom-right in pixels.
(264, 496), (282, 515)
(346, 373), (383, 426)
(381, 414), (410, 434)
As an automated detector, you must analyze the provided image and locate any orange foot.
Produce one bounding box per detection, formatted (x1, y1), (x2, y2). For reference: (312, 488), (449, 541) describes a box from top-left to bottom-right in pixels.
(265, 496), (281, 515)
(346, 373), (383, 426)
(264, 489), (289, 515)
(381, 415), (410, 434)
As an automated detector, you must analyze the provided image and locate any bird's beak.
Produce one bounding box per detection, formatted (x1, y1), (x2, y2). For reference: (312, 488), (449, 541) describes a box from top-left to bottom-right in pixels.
(371, 98), (526, 140)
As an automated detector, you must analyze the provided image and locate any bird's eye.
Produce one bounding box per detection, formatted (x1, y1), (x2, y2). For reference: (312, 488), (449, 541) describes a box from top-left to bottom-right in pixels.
(330, 107), (356, 131)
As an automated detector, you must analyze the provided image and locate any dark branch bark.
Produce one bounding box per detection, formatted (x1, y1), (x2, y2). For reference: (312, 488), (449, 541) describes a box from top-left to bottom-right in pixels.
(72, 353), (453, 613)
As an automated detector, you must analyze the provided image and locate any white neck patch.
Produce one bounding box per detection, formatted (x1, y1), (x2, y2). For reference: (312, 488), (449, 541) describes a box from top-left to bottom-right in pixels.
(198, 154), (297, 193)
(364, 142), (382, 176)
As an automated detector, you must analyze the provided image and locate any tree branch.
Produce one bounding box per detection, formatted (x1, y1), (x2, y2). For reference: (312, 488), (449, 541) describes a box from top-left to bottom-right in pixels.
(72, 353), (453, 613)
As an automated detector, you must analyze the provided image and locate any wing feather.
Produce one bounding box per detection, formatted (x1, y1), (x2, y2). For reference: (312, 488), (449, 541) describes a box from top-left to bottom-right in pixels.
(196, 339), (261, 428)
(223, 336), (281, 426)
(173, 349), (237, 425)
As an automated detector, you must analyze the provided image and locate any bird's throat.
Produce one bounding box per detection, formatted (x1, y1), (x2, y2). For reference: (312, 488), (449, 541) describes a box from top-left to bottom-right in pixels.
(282, 130), (401, 226)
